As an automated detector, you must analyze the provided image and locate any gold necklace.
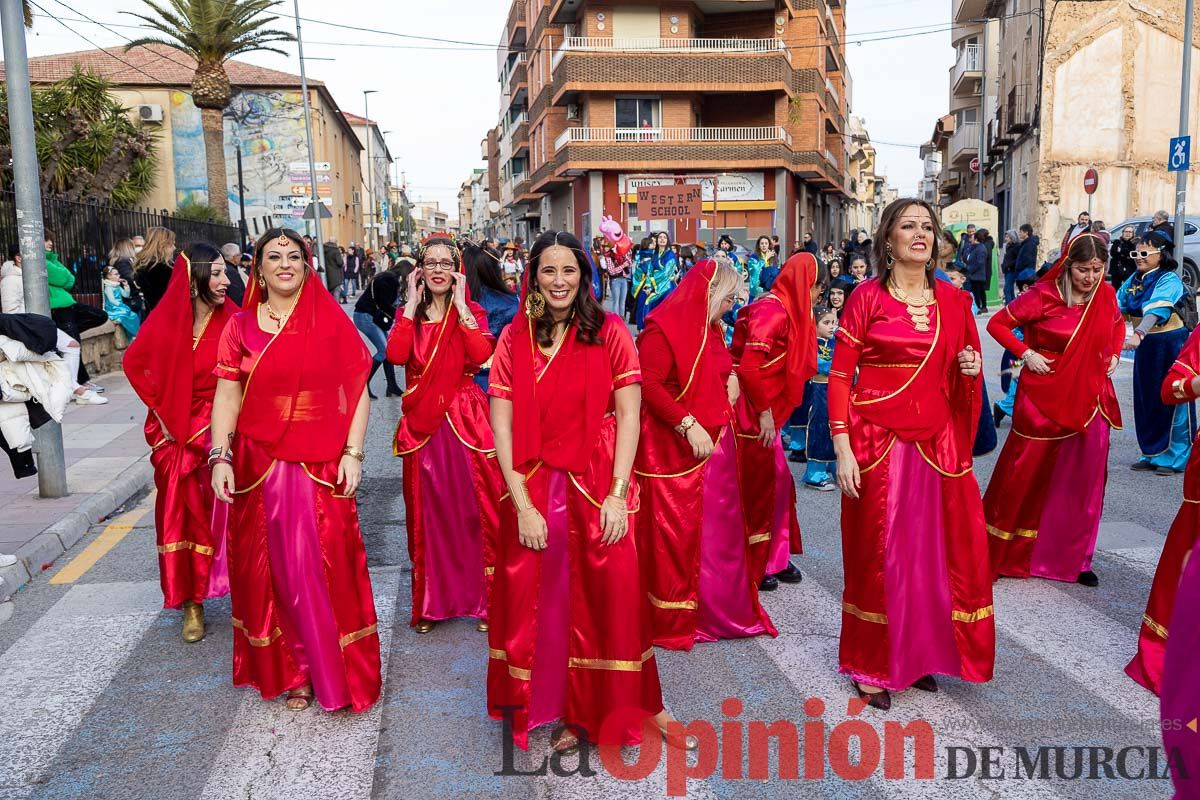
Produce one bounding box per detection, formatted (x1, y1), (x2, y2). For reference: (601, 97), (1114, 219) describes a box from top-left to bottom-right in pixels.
(888, 281), (933, 332)
(263, 302), (290, 330)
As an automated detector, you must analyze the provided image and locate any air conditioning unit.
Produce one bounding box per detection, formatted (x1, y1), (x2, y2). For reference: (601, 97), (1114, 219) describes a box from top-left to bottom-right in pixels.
(137, 104), (164, 124)
(566, 104), (581, 121)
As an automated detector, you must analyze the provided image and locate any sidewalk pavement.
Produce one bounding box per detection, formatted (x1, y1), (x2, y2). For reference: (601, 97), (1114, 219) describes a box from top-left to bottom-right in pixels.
(0, 371), (153, 599)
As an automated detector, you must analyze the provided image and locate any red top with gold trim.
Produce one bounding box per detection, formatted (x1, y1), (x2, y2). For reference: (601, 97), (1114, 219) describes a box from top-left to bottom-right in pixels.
(386, 301), (494, 454)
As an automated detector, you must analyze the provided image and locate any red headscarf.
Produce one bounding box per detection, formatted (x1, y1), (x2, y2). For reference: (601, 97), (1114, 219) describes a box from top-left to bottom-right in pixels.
(510, 244), (611, 475)
(771, 252), (820, 407)
(1021, 232), (1121, 432)
(401, 279), (487, 436)
(124, 253), (238, 441)
(642, 259), (729, 428)
(238, 239), (370, 463)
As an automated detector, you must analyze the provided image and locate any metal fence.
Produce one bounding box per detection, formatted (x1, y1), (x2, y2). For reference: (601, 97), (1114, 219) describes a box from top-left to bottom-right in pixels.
(0, 191), (269, 307)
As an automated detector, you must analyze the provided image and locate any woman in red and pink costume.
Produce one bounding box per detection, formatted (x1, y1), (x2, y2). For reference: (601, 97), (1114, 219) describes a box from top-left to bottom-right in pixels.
(210, 228), (380, 713)
(387, 235), (502, 635)
(635, 257), (776, 650)
(830, 199), (994, 711)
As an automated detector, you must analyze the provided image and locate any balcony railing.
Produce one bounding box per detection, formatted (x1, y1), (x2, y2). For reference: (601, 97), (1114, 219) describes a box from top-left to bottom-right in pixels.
(552, 37), (789, 68)
(826, 76), (839, 107)
(499, 53), (526, 92)
(555, 126), (791, 150)
(1006, 84), (1033, 133)
(949, 121), (980, 161)
(951, 43), (981, 93)
(504, 172), (529, 199)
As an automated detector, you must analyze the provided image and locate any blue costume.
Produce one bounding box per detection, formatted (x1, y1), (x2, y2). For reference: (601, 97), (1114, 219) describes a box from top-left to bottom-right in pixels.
(102, 280), (140, 338)
(1119, 267), (1195, 471)
(997, 329), (1024, 418)
(632, 247), (678, 329)
(745, 253), (773, 298)
(802, 335), (836, 487)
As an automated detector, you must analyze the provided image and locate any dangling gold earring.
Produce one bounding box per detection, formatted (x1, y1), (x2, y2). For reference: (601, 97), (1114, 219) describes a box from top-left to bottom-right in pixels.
(257, 276), (266, 289)
(525, 290), (545, 320)
(885, 245), (896, 267)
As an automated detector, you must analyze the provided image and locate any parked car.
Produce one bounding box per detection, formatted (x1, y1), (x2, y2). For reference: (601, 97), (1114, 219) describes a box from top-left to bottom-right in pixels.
(1108, 215), (1200, 293)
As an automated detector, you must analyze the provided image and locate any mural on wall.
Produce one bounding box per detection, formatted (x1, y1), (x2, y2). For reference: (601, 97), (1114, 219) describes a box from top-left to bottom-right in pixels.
(169, 90), (209, 207)
(223, 90), (311, 234)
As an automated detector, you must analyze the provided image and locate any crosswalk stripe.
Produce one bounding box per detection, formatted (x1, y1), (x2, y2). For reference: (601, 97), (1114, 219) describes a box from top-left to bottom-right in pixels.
(1103, 546), (1164, 577)
(991, 579), (1158, 722)
(198, 568), (402, 800)
(757, 578), (1073, 799)
(0, 582), (163, 799)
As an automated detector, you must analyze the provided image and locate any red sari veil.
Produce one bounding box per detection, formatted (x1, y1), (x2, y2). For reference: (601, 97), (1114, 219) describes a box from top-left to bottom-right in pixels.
(124, 253), (238, 440)
(509, 238), (612, 475)
(1019, 232), (1120, 432)
(771, 252), (820, 406)
(642, 259), (729, 428)
(238, 235), (370, 463)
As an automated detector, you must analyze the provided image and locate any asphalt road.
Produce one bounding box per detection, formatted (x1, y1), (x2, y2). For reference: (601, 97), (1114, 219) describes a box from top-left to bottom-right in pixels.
(0, 315), (1191, 800)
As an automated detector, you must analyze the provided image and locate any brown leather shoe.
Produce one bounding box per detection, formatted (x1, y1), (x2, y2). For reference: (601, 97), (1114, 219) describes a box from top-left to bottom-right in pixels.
(181, 601), (205, 643)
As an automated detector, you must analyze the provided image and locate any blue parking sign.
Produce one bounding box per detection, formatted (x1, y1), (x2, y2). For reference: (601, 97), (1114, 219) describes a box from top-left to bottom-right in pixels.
(1170, 136), (1191, 172)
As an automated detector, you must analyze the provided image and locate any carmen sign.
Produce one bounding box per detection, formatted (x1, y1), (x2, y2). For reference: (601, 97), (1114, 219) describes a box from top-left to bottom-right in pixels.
(636, 184), (704, 220)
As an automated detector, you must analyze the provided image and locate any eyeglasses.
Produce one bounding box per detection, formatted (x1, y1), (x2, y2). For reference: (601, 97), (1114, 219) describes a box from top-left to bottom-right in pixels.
(423, 260), (456, 271)
(1133, 248), (1161, 259)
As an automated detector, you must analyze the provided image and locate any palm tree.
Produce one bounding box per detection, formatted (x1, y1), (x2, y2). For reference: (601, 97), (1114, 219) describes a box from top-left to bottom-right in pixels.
(124, 0), (293, 220)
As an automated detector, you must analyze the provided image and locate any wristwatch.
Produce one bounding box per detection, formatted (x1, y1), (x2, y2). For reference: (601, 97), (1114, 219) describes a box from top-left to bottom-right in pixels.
(675, 415), (697, 436)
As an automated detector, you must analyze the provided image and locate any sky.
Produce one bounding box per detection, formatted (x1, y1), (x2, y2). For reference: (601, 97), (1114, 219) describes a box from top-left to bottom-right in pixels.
(14, 0), (953, 211)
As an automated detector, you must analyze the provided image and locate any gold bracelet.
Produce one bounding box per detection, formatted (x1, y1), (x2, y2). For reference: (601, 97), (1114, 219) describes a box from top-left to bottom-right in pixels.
(609, 477), (630, 500)
(342, 445), (366, 462)
(512, 484), (534, 512)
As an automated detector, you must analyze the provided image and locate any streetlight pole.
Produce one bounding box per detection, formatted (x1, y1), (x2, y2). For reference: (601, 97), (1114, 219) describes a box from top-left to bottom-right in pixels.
(294, 0), (324, 270)
(1, 0), (67, 497)
(363, 90), (377, 252)
(1174, 0), (1195, 252)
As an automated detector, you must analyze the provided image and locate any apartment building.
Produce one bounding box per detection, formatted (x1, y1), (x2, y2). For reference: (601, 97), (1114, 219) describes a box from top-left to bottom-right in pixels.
(488, 0), (854, 250)
(926, 3), (1000, 208)
(945, 0), (1200, 251)
(7, 45), (366, 246)
(343, 112), (393, 250)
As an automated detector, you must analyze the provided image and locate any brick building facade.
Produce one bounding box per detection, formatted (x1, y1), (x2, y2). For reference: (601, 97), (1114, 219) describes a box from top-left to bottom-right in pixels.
(486, 0), (853, 250)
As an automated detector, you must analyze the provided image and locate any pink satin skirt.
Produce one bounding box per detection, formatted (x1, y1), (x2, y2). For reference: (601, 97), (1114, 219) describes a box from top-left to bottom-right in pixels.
(527, 470), (570, 731)
(1028, 420), (1110, 581)
(765, 438), (794, 575)
(697, 428), (771, 642)
(263, 461), (353, 712)
(850, 440), (963, 691)
(417, 422), (487, 621)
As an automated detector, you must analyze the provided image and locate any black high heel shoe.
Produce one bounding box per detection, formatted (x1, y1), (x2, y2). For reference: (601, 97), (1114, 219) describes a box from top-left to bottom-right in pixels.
(851, 680), (891, 711)
(911, 675), (938, 692)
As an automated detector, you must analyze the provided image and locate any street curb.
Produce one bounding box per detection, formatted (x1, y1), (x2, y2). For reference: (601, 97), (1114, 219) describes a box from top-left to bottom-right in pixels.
(0, 457), (154, 597)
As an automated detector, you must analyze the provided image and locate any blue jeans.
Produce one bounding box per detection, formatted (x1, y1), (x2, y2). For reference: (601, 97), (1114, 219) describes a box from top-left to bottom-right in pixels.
(1003, 271), (1017, 304)
(608, 277), (629, 320)
(343, 275), (360, 297)
(353, 311), (387, 363)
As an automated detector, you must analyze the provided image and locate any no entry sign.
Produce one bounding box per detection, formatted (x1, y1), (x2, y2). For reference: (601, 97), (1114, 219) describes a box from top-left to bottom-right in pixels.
(636, 184), (703, 220)
(1083, 168), (1099, 195)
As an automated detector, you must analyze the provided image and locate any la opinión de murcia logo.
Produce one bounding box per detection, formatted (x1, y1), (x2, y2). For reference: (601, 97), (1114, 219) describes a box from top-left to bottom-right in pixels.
(494, 699), (1191, 796)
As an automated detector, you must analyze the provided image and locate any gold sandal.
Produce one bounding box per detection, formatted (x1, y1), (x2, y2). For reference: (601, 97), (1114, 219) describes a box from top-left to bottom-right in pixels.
(551, 727), (581, 755)
(414, 620), (435, 634)
(476, 621), (489, 633)
(285, 685), (314, 711)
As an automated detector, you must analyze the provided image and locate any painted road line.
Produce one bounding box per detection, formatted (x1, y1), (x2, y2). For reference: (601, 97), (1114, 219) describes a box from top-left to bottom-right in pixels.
(991, 579), (1158, 723)
(199, 568), (402, 800)
(758, 577), (1071, 800)
(0, 581), (163, 799)
(49, 503), (152, 585)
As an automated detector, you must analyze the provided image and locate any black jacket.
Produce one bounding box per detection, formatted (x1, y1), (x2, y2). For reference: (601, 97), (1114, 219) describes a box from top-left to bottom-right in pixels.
(354, 271), (399, 330)
(1001, 242), (1020, 274)
(222, 258), (247, 306)
(136, 261), (173, 312)
(1016, 235), (1040, 273)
